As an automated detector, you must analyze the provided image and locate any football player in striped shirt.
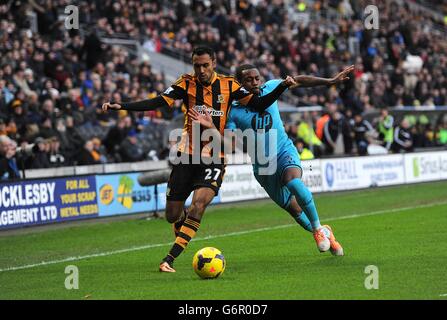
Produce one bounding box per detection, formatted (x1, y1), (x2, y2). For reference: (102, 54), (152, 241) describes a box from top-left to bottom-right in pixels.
(102, 46), (297, 272)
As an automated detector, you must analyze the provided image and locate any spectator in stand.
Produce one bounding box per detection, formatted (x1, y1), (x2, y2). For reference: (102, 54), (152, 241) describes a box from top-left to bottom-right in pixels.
(322, 104), (353, 155)
(102, 115), (132, 156)
(77, 139), (101, 165)
(9, 99), (27, 138)
(5, 118), (18, 141)
(64, 115), (84, 162)
(48, 136), (66, 167)
(28, 137), (50, 169)
(297, 112), (324, 158)
(350, 113), (376, 156)
(39, 115), (57, 139)
(391, 119), (414, 153)
(435, 121), (447, 146)
(91, 137), (108, 164)
(411, 117), (433, 148)
(286, 123), (298, 144)
(295, 138), (315, 160)
(0, 119), (7, 136)
(377, 108), (394, 151)
(315, 111), (330, 141)
(118, 129), (145, 163)
(83, 29), (105, 70)
(0, 135), (21, 180)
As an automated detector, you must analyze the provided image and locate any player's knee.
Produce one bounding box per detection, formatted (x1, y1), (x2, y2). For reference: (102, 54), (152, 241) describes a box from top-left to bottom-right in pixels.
(165, 206), (183, 224)
(165, 211), (179, 224)
(282, 168), (302, 185)
(189, 199), (208, 217)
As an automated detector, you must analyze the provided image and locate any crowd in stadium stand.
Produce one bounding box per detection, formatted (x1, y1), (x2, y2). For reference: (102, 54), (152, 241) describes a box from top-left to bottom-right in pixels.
(1, 0), (447, 179)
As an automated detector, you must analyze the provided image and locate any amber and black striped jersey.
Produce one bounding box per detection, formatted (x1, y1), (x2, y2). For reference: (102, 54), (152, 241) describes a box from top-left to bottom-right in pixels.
(160, 72), (256, 157)
(119, 71), (288, 158)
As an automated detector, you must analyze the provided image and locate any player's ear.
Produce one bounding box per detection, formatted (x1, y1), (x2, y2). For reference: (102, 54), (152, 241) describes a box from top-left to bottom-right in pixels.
(212, 58), (217, 69)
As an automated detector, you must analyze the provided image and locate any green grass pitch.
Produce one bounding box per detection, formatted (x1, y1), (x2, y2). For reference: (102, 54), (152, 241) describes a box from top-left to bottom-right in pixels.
(0, 181), (446, 300)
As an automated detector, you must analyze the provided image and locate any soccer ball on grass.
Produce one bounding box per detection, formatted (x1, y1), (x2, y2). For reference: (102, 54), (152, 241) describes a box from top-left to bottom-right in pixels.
(192, 247), (225, 279)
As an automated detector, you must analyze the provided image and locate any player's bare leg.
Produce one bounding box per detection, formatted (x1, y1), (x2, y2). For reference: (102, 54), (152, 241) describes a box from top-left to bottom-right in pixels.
(165, 200), (188, 238)
(160, 187), (215, 272)
(186, 187), (215, 221)
(165, 200), (186, 223)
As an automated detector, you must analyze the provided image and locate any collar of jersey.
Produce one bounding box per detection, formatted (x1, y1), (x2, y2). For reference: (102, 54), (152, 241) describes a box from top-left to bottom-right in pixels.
(194, 72), (218, 87)
(259, 83), (267, 96)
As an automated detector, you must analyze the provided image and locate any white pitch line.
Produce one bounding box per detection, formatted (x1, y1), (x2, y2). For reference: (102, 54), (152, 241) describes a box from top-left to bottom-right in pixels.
(323, 200), (447, 222)
(1, 200), (446, 273)
(440, 294), (447, 297)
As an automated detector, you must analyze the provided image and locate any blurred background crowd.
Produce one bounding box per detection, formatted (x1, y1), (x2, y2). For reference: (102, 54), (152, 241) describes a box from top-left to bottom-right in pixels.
(1, 0), (447, 179)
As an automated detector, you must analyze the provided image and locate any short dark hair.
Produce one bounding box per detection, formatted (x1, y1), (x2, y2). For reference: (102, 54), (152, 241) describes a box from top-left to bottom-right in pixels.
(191, 46), (216, 60)
(235, 64), (257, 82)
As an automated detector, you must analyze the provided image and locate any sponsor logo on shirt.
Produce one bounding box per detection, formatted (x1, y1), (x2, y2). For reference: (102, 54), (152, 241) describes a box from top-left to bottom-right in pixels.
(194, 105), (224, 116)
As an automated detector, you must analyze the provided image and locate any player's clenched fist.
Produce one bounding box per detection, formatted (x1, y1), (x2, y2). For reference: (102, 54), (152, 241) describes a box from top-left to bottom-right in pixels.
(283, 76), (297, 87)
(102, 102), (122, 111)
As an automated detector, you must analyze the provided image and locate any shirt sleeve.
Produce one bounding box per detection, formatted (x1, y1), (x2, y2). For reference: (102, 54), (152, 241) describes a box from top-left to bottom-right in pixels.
(120, 96), (169, 111)
(264, 79), (285, 92)
(230, 80), (253, 106)
(225, 107), (237, 130)
(160, 76), (188, 107)
(231, 79), (288, 112)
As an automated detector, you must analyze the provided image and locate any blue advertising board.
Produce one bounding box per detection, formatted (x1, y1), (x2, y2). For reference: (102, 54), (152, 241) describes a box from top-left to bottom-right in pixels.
(96, 173), (158, 216)
(0, 171), (222, 229)
(0, 176), (98, 229)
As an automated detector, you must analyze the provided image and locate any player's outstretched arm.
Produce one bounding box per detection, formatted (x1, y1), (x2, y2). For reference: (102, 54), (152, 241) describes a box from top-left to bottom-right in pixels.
(101, 96), (169, 112)
(237, 76), (297, 112)
(291, 65), (355, 88)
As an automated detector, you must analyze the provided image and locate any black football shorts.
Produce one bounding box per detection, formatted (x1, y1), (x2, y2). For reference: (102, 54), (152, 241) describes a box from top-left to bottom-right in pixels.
(166, 161), (226, 201)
